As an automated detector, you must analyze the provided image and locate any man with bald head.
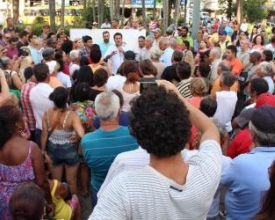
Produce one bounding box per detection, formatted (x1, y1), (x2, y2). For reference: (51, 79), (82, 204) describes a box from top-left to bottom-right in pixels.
(159, 37), (174, 66)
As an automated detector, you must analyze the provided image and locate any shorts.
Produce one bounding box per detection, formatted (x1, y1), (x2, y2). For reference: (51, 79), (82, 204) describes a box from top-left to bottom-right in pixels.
(47, 141), (79, 166)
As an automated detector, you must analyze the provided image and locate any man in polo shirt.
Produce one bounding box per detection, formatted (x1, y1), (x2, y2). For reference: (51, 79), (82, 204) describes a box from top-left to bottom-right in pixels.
(217, 30), (231, 55)
(221, 105), (275, 220)
(81, 91), (138, 207)
(226, 45), (244, 75)
(30, 63), (54, 146)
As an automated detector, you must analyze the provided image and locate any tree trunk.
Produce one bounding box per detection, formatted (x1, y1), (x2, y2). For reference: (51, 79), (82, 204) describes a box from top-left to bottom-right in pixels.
(92, 0), (96, 22)
(153, 0), (157, 18)
(121, 0), (126, 26)
(174, 0), (180, 29)
(163, 0), (169, 30)
(142, 0), (146, 28)
(109, 0), (114, 21)
(98, 0), (104, 25)
(60, 0), (65, 27)
(236, 0), (243, 24)
(115, 0), (120, 18)
(227, 0), (232, 20)
(49, 0), (56, 32)
(12, 0), (19, 24)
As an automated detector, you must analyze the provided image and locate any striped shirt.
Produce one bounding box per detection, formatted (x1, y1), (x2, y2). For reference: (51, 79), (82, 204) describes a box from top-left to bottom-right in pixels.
(177, 77), (193, 98)
(81, 126), (138, 191)
(91, 140), (222, 220)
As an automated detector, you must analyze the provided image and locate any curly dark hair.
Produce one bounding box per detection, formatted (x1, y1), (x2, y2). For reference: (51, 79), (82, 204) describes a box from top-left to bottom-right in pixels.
(0, 105), (22, 149)
(129, 86), (191, 158)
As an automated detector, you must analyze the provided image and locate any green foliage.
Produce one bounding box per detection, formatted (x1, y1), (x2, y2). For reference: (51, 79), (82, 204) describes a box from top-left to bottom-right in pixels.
(243, 0), (268, 22)
(218, 0), (268, 22)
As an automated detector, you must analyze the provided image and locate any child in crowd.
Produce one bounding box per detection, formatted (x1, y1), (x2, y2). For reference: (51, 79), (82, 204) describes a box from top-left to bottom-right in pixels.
(44, 155), (81, 220)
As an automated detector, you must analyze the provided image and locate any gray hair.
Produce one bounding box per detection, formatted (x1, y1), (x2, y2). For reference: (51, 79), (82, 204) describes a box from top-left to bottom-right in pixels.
(249, 121), (275, 146)
(160, 37), (170, 46)
(69, 50), (80, 61)
(95, 91), (120, 120)
(169, 37), (177, 49)
(146, 36), (154, 43)
(257, 61), (272, 76)
(210, 47), (221, 59)
(218, 61), (231, 72)
(151, 47), (162, 60)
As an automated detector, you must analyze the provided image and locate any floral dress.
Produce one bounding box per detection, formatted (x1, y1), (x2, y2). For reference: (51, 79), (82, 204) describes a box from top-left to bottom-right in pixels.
(70, 100), (96, 133)
(0, 142), (35, 220)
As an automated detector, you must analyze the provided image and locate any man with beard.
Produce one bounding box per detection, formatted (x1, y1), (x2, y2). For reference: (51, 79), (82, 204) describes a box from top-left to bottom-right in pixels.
(177, 27), (193, 50)
(99, 31), (114, 58)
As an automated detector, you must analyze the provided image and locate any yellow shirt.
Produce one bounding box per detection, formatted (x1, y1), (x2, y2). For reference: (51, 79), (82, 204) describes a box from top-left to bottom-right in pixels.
(51, 179), (72, 220)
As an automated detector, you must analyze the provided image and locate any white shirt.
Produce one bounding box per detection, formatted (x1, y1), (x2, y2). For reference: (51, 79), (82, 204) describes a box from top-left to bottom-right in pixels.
(106, 75), (126, 90)
(56, 71), (72, 88)
(105, 44), (131, 75)
(240, 23), (248, 32)
(69, 62), (80, 76)
(209, 58), (222, 82)
(214, 91), (238, 132)
(30, 82), (54, 130)
(91, 140), (222, 220)
(160, 47), (174, 67)
(119, 83), (140, 112)
(101, 22), (111, 29)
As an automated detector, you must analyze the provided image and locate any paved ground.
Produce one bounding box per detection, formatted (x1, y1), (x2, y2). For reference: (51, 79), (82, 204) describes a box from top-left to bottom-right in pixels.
(79, 193), (93, 220)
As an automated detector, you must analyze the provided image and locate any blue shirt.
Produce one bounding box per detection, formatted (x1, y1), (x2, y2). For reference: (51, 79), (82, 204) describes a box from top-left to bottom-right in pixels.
(221, 147), (275, 220)
(160, 47), (174, 67)
(81, 126), (138, 191)
(98, 41), (114, 58)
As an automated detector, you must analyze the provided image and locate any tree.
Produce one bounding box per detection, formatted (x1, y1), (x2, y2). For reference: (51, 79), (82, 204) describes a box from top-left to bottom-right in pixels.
(243, 0), (268, 22)
(60, 0), (65, 27)
(163, 0), (169, 30)
(174, 0), (180, 29)
(12, 0), (19, 24)
(142, 0), (146, 28)
(49, 0), (56, 31)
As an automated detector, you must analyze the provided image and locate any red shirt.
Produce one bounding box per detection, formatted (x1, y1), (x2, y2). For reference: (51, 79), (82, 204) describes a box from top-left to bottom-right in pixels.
(227, 129), (253, 159)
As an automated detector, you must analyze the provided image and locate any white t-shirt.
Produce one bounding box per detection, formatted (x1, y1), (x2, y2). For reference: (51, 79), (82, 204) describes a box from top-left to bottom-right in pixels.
(30, 83), (54, 130)
(69, 63), (80, 76)
(106, 75), (126, 90)
(214, 91), (238, 132)
(56, 71), (72, 88)
(91, 140), (222, 220)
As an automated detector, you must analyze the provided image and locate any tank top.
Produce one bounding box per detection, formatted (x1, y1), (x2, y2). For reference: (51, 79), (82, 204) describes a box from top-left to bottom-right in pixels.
(51, 179), (72, 220)
(47, 110), (76, 145)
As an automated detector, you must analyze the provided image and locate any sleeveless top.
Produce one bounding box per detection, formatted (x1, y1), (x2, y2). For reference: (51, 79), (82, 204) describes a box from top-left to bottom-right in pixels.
(0, 141), (35, 220)
(47, 110), (76, 145)
(51, 179), (72, 220)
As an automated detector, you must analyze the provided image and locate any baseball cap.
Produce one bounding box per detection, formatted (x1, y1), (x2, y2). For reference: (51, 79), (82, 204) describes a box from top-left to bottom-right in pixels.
(124, 50), (136, 60)
(93, 21), (98, 25)
(255, 93), (275, 108)
(219, 30), (227, 36)
(251, 105), (275, 133)
(212, 24), (219, 29)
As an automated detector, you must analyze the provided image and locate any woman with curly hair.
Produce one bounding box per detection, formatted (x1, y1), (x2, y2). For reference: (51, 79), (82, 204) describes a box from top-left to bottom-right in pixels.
(91, 81), (221, 219)
(189, 77), (208, 108)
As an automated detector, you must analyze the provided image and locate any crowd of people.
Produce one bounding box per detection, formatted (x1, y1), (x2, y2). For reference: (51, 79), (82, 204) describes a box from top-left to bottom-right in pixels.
(0, 14), (275, 220)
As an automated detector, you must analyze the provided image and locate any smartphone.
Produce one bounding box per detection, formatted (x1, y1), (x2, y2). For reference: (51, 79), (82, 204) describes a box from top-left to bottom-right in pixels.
(139, 79), (158, 93)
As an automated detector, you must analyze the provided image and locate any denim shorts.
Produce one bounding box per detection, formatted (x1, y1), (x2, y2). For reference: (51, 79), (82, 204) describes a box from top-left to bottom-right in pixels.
(47, 141), (79, 166)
